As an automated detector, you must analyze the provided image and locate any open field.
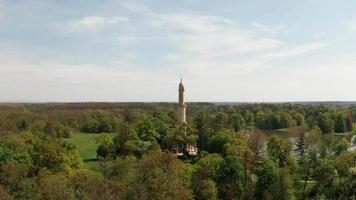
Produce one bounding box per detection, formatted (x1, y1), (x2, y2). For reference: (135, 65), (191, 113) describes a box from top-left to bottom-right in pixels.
(66, 132), (117, 172)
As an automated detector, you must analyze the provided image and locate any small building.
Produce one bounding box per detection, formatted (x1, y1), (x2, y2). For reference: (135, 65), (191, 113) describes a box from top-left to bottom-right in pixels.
(186, 144), (198, 156)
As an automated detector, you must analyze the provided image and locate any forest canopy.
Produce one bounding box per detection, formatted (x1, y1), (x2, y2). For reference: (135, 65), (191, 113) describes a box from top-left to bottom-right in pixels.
(0, 102), (355, 200)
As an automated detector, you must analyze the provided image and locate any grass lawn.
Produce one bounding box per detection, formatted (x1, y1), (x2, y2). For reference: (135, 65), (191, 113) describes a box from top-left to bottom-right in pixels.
(66, 132), (117, 172)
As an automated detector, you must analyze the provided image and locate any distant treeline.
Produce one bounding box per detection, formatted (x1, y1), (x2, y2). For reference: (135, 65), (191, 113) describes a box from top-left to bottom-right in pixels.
(1, 102), (356, 136)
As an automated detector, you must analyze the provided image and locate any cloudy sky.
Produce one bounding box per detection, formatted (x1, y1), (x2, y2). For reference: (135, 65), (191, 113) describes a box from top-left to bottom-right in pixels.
(1, 0), (356, 102)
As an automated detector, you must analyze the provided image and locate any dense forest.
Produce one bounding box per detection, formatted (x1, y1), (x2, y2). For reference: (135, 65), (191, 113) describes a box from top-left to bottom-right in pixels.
(0, 102), (355, 200)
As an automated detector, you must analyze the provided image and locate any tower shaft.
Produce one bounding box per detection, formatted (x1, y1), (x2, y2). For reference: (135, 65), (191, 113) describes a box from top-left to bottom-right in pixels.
(178, 79), (186, 124)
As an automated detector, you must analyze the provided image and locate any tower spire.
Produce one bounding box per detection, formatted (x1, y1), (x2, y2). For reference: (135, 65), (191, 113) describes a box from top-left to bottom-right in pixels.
(178, 78), (186, 124)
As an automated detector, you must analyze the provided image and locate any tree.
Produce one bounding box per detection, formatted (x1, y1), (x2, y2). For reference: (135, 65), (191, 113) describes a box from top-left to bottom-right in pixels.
(100, 156), (136, 181)
(163, 125), (197, 156)
(295, 130), (308, 157)
(43, 121), (57, 137)
(1, 132), (82, 174)
(335, 113), (346, 133)
(333, 138), (349, 156)
(17, 119), (28, 131)
(321, 134), (338, 156)
(207, 129), (234, 155)
(81, 111), (118, 133)
(0, 162), (38, 199)
(255, 111), (269, 129)
(298, 126), (322, 199)
(255, 160), (295, 200)
(192, 153), (223, 200)
(318, 113), (334, 134)
(193, 179), (218, 200)
(345, 115), (353, 132)
(0, 185), (12, 200)
(255, 159), (278, 200)
(135, 118), (160, 141)
(244, 111), (254, 126)
(269, 113), (281, 129)
(267, 136), (293, 168)
(279, 112), (294, 128)
(246, 129), (266, 198)
(70, 170), (124, 200)
(212, 112), (228, 132)
(132, 151), (193, 200)
(194, 154), (223, 180)
(230, 113), (245, 132)
(195, 111), (211, 151)
(0, 144), (30, 164)
(96, 133), (115, 158)
(113, 124), (140, 156)
(38, 172), (75, 200)
(217, 156), (245, 200)
(335, 151), (356, 176)
(272, 168), (295, 200)
(294, 113), (305, 126)
(312, 159), (338, 199)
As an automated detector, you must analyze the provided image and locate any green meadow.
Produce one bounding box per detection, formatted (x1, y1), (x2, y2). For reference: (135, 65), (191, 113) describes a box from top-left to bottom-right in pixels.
(66, 132), (117, 172)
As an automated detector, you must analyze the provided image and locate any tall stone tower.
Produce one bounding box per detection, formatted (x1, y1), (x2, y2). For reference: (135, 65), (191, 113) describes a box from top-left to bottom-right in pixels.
(178, 78), (187, 124)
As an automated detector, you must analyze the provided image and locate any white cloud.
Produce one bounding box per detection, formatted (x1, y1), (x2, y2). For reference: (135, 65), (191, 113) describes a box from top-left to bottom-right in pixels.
(66, 16), (129, 31)
(0, 56), (178, 102)
(120, 0), (153, 15)
(262, 43), (325, 59)
(347, 19), (356, 32)
(251, 22), (288, 34)
(161, 14), (285, 60)
(158, 14), (324, 66)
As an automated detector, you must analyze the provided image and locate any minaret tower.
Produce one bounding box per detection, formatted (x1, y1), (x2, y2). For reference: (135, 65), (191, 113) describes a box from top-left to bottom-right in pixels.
(178, 78), (187, 124)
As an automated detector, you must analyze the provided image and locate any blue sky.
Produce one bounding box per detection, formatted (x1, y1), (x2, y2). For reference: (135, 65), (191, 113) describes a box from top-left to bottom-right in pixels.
(1, 0), (356, 102)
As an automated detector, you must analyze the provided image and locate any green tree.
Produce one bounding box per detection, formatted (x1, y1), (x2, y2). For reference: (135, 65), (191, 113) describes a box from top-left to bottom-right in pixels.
(244, 111), (254, 126)
(193, 179), (218, 200)
(207, 129), (234, 155)
(318, 113), (334, 134)
(269, 113), (281, 129)
(0, 145), (30, 164)
(272, 168), (295, 200)
(255, 159), (278, 200)
(267, 136), (293, 168)
(345, 115), (353, 132)
(255, 160), (295, 200)
(335, 112), (347, 133)
(0, 162), (38, 199)
(217, 156), (245, 200)
(230, 113), (245, 132)
(192, 154), (223, 200)
(279, 112), (294, 128)
(333, 138), (349, 156)
(294, 113), (305, 126)
(255, 111), (269, 129)
(212, 112), (228, 132)
(38, 171), (75, 200)
(113, 124), (140, 156)
(298, 126), (322, 199)
(96, 133), (115, 158)
(312, 159), (338, 199)
(43, 121), (57, 137)
(195, 111), (211, 151)
(100, 156), (136, 181)
(132, 151), (193, 200)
